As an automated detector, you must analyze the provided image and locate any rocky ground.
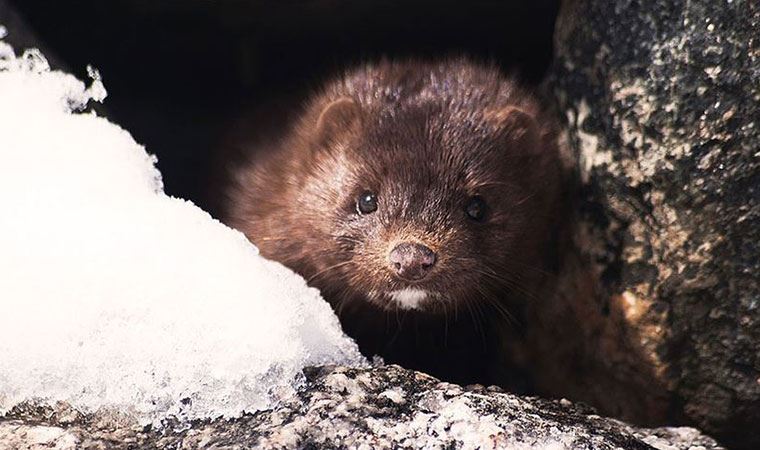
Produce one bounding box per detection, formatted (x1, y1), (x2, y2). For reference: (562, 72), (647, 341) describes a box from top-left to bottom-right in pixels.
(0, 365), (723, 450)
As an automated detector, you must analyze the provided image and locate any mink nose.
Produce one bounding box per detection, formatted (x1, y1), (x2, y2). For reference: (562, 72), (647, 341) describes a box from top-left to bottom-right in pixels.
(389, 242), (437, 281)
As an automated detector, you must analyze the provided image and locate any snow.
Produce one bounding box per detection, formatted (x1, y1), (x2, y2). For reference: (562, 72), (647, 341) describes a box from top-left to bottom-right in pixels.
(0, 38), (364, 423)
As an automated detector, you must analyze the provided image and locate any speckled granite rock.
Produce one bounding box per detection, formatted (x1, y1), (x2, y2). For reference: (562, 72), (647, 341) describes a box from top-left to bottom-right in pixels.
(0, 365), (721, 449)
(542, 0), (759, 448)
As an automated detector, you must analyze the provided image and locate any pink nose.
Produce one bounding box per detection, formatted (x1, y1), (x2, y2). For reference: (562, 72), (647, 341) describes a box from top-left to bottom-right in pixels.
(389, 242), (437, 281)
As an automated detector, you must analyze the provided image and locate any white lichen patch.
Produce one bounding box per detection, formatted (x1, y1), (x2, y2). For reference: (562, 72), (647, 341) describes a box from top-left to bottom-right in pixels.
(0, 422), (78, 450)
(378, 387), (406, 404)
(574, 99), (608, 183)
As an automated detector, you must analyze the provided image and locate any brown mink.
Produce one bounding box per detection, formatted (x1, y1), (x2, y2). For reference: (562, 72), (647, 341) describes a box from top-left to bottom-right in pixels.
(220, 59), (562, 388)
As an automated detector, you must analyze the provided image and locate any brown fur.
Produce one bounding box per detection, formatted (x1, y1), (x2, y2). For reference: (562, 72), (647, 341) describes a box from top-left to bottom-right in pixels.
(220, 59), (563, 386)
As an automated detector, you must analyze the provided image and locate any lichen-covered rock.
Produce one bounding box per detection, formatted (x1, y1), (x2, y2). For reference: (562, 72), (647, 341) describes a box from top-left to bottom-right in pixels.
(544, 0), (760, 447)
(0, 365), (721, 449)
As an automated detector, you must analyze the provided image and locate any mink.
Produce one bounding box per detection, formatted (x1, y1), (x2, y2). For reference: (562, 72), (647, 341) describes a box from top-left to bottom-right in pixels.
(219, 59), (563, 387)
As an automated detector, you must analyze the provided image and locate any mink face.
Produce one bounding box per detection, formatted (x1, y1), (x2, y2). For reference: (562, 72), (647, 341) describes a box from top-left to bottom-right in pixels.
(223, 59), (560, 320)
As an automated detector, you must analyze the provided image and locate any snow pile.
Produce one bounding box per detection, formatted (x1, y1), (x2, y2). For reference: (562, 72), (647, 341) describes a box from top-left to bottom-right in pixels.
(0, 39), (364, 423)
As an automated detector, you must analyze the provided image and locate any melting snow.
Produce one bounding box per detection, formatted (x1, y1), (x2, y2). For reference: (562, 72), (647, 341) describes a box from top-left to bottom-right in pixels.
(0, 38), (364, 423)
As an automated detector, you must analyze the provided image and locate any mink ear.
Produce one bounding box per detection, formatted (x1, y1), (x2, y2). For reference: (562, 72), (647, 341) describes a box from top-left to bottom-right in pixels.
(314, 97), (362, 145)
(485, 106), (540, 147)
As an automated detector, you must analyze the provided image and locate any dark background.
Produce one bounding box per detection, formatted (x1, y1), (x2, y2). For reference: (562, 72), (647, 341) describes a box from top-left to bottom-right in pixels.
(7, 0), (560, 213)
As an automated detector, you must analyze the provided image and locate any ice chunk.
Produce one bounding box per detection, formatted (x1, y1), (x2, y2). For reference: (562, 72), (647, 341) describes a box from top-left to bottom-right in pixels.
(0, 38), (364, 424)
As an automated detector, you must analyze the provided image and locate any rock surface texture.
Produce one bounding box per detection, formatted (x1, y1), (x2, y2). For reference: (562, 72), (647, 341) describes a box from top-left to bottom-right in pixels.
(544, 0), (760, 448)
(0, 365), (722, 450)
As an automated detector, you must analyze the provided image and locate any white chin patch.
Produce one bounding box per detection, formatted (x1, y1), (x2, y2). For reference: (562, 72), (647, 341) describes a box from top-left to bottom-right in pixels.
(388, 288), (428, 310)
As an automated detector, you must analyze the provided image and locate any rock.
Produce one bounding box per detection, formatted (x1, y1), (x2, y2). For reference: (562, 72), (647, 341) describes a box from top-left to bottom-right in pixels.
(0, 365), (722, 449)
(543, 0), (760, 448)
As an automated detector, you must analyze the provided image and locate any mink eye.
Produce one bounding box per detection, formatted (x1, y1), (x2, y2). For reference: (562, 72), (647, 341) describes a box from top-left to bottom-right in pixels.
(356, 191), (378, 214)
(465, 196), (487, 221)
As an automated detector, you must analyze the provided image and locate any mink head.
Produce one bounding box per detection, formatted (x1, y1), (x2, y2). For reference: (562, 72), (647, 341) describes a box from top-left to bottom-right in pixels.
(230, 60), (560, 314)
